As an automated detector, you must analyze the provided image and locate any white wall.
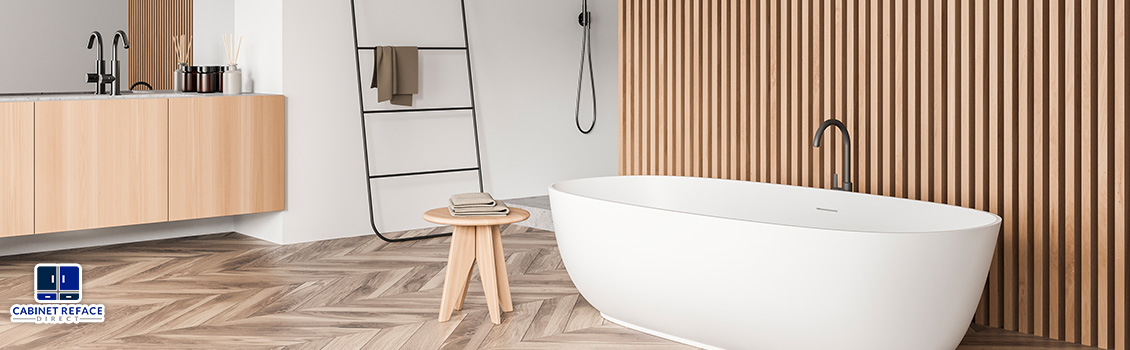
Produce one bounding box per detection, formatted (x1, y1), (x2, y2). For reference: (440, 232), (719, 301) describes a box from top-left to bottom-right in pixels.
(193, 0), (235, 66)
(233, 0), (283, 94)
(0, 1), (127, 93)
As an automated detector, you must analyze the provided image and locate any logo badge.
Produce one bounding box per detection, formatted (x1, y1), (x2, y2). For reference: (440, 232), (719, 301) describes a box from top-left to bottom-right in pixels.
(10, 264), (104, 324)
(35, 263), (82, 303)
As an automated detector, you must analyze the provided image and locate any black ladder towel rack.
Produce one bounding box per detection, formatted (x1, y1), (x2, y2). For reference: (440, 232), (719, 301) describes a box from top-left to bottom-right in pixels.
(348, 0), (485, 242)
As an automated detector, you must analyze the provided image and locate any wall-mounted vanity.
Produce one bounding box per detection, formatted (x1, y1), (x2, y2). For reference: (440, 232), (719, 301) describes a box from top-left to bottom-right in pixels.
(0, 93), (284, 237)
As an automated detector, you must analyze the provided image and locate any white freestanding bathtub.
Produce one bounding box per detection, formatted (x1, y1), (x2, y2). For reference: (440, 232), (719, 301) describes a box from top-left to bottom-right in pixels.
(548, 176), (1001, 350)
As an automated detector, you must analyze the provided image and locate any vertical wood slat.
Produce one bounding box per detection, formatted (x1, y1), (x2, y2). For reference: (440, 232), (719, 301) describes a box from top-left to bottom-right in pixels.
(1071, 0), (1084, 342)
(1113, 3), (1126, 349)
(618, 0), (626, 174)
(654, 0), (660, 175)
(896, 0), (907, 202)
(987, 0), (1003, 328)
(1034, 0), (1048, 337)
(619, 0), (1129, 348)
(127, 0), (193, 90)
(1003, 0), (1018, 332)
(1097, 1), (1114, 347)
(1019, 0), (1034, 332)
(659, 0), (668, 176)
(978, 0), (995, 326)
(790, 0), (800, 186)
(871, 0), (881, 195)
(835, 0), (845, 190)
(849, 0), (854, 193)
(825, 0), (835, 189)
(800, 0), (809, 187)
(1095, 1), (1111, 345)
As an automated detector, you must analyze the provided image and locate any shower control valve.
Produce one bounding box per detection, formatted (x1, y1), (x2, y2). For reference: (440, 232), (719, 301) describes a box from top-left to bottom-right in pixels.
(578, 11), (592, 26)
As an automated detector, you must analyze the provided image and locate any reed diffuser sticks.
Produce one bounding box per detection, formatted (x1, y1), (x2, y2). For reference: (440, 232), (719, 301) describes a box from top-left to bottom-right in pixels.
(222, 34), (242, 66)
(172, 34), (192, 65)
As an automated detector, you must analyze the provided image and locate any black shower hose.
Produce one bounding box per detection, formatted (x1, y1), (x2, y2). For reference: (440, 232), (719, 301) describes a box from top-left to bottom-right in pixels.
(575, 0), (596, 134)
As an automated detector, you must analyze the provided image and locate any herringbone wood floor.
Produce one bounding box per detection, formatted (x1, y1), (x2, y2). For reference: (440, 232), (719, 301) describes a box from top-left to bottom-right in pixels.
(0, 225), (1099, 349)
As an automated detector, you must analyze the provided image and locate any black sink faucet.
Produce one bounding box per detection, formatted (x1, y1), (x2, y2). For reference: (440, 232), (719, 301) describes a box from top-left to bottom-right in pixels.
(111, 30), (130, 95)
(813, 118), (854, 192)
(85, 31), (114, 95)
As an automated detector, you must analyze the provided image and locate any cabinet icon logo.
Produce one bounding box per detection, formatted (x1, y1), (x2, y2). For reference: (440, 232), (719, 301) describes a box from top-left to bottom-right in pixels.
(9, 264), (105, 324)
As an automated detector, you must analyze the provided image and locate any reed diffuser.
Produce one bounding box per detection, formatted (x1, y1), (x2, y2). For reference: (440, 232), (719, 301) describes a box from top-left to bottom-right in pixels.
(222, 34), (243, 94)
(172, 34), (192, 91)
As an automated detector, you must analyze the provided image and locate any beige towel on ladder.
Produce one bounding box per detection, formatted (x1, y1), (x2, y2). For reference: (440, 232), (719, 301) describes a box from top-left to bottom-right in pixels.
(371, 46), (419, 106)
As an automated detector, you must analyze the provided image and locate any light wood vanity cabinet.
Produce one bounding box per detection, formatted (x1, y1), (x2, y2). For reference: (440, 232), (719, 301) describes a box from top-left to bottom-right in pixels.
(0, 94), (284, 237)
(35, 99), (170, 234)
(169, 95), (285, 221)
(0, 102), (34, 237)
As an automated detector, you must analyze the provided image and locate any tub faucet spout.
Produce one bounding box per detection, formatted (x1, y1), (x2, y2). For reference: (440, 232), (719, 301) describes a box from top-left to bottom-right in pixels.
(813, 118), (853, 192)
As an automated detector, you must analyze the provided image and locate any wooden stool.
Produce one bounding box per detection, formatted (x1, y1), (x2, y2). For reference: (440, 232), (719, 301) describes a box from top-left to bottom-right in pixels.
(423, 207), (530, 325)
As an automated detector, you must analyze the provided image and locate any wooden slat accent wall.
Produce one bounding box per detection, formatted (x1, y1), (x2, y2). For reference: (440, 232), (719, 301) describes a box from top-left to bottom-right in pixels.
(619, 0), (1129, 348)
(128, 0), (193, 90)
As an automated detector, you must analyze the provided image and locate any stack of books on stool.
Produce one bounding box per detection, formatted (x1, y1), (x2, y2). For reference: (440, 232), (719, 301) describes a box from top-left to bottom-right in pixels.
(448, 192), (510, 217)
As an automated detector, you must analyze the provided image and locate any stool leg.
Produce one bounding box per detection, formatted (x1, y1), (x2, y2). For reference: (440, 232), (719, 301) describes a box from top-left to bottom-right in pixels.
(439, 226), (476, 322)
(454, 263), (472, 311)
(491, 225), (514, 312)
(475, 225), (502, 324)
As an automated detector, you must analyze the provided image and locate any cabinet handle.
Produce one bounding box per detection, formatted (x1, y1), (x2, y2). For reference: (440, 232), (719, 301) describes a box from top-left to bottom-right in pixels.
(61, 275), (65, 284)
(52, 275), (55, 283)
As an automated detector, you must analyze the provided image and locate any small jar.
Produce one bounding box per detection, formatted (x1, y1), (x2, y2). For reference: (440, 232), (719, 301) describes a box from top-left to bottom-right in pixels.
(197, 66), (219, 93)
(182, 66), (198, 92)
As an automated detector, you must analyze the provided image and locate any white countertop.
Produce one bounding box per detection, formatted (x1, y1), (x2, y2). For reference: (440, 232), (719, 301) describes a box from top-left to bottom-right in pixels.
(0, 91), (279, 103)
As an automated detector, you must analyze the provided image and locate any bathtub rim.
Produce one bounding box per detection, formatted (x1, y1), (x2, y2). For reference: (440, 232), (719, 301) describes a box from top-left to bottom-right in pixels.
(549, 175), (1003, 236)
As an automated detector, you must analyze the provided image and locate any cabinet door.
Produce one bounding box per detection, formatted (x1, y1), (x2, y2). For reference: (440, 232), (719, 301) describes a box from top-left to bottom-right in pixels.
(59, 265), (81, 292)
(35, 99), (169, 233)
(0, 102), (33, 237)
(35, 265), (57, 291)
(35, 265), (58, 302)
(169, 95), (285, 220)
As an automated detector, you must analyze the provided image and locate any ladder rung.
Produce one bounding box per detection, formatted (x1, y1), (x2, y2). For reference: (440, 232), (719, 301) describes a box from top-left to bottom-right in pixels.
(357, 46), (468, 51)
(369, 167), (479, 179)
(364, 107), (473, 114)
